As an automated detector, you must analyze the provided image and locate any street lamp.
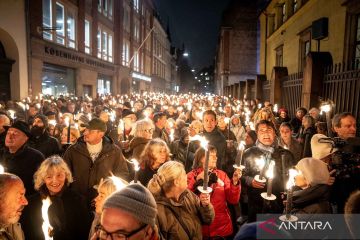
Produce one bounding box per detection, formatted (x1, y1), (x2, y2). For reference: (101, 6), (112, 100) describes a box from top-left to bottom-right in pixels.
(183, 52), (189, 57)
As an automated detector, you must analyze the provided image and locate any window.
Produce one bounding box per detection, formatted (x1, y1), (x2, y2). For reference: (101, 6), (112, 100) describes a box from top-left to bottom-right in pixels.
(299, 29), (311, 71)
(42, 0), (77, 49)
(123, 4), (130, 33)
(134, 0), (140, 13)
(275, 45), (283, 67)
(98, 0), (113, 20)
(282, 3), (286, 23)
(97, 26), (113, 62)
(293, 0), (298, 13)
(134, 18), (140, 42)
(43, 0), (52, 40)
(97, 75), (112, 94)
(133, 50), (139, 71)
(84, 19), (91, 54)
(122, 39), (130, 66)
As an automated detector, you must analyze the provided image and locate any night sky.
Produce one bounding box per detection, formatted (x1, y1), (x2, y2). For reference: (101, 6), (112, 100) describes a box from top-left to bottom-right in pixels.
(153, 0), (232, 71)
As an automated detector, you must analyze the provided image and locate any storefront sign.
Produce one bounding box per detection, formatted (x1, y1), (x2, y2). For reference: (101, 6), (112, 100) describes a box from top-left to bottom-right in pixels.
(132, 72), (151, 82)
(44, 46), (114, 71)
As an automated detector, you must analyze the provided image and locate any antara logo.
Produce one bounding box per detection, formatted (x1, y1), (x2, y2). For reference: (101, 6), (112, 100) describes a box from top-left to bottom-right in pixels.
(279, 221), (332, 230)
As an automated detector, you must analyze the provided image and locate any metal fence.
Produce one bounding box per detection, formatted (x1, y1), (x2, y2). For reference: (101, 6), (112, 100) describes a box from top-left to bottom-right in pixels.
(281, 72), (303, 118)
(323, 63), (360, 121)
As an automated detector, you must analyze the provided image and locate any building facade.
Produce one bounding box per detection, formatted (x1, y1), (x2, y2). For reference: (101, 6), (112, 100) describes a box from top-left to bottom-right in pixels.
(214, 0), (259, 97)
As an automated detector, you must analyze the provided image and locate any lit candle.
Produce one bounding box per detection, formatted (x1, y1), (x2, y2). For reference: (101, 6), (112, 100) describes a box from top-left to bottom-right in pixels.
(273, 104), (278, 113)
(285, 169), (299, 220)
(41, 197), (53, 240)
(281, 147), (288, 192)
(266, 160), (275, 197)
(320, 103), (332, 137)
(127, 159), (140, 183)
(0, 164), (4, 174)
(109, 175), (128, 190)
(254, 156), (266, 183)
(224, 117), (231, 139)
(64, 117), (71, 144)
(233, 141), (245, 169)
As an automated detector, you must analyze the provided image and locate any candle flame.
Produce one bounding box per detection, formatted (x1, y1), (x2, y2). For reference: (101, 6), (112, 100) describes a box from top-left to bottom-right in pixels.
(109, 175), (128, 190)
(8, 110), (16, 119)
(320, 104), (331, 113)
(286, 169), (300, 189)
(0, 164), (4, 173)
(258, 103), (262, 109)
(41, 197), (53, 240)
(48, 120), (57, 126)
(266, 160), (275, 179)
(273, 104), (278, 113)
(127, 159), (140, 172)
(255, 156), (265, 170)
(238, 141), (245, 151)
(224, 117), (230, 124)
(64, 117), (70, 127)
(189, 135), (208, 150)
(36, 103), (41, 109)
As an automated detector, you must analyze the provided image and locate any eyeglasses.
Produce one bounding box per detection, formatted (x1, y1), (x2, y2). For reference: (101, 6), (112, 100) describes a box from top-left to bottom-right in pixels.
(95, 224), (147, 240)
(144, 129), (154, 133)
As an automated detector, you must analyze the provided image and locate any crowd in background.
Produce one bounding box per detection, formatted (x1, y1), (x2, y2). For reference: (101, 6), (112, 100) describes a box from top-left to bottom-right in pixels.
(0, 92), (359, 240)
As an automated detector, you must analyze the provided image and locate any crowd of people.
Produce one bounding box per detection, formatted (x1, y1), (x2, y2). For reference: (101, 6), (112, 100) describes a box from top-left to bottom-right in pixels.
(0, 92), (359, 240)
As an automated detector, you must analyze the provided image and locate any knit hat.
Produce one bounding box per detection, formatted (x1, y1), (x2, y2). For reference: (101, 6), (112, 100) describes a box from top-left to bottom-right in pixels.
(4, 120), (32, 138)
(311, 134), (337, 160)
(296, 158), (330, 186)
(122, 109), (136, 119)
(103, 183), (157, 227)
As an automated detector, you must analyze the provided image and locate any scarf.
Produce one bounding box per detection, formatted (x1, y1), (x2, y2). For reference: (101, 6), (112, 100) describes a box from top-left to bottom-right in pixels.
(86, 139), (103, 162)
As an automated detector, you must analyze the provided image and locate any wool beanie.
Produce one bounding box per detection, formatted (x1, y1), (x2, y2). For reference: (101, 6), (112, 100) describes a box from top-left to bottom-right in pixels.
(296, 157), (330, 186)
(103, 183), (157, 227)
(311, 134), (337, 160)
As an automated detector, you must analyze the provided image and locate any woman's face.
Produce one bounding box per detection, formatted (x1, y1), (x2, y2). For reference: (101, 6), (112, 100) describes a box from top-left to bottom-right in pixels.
(152, 145), (168, 167)
(244, 132), (254, 146)
(94, 186), (109, 214)
(201, 151), (217, 170)
(44, 167), (66, 195)
(61, 128), (77, 144)
(232, 117), (240, 125)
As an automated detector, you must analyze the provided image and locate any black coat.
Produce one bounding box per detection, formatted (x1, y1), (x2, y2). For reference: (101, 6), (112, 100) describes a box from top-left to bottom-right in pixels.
(289, 117), (302, 135)
(63, 136), (129, 207)
(138, 165), (157, 187)
(28, 131), (60, 158)
(202, 128), (227, 170)
(241, 145), (296, 222)
(171, 139), (193, 166)
(291, 184), (331, 214)
(20, 187), (92, 240)
(219, 128), (238, 177)
(0, 144), (45, 196)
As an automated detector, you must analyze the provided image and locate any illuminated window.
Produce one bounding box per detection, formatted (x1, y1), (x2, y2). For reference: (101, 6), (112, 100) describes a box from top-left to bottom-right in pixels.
(134, 0), (140, 13)
(122, 39), (130, 66)
(97, 26), (113, 62)
(98, 0), (113, 20)
(84, 19), (91, 54)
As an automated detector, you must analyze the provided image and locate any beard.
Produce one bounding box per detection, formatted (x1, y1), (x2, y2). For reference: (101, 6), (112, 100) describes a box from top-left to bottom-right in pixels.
(30, 126), (45, 137)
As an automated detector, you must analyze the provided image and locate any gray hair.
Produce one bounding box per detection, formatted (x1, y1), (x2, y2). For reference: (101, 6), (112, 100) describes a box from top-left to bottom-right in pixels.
(133, 119), (154, 138)
(0, 173), (21, 202)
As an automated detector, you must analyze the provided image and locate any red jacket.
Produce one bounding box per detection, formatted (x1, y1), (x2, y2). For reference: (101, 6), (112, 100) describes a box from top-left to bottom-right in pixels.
(187, 168), (241, 237)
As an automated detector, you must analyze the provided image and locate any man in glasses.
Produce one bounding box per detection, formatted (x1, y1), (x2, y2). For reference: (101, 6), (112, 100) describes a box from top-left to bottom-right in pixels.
(91, 183), (160, 240)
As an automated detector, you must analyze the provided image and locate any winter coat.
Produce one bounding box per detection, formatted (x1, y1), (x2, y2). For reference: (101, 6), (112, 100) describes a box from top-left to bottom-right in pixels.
(289, 117), (302, 135)
(187, 168), (240, 237)
(63, 136), (129, 206)
(20, 187), (91, 240)
(28, 131), (60, 158)
(219, 128), (238, 176)
(231, 124), (246, 143)
(0, 224), (25, 240)
(155, 189), (215, 240)
(129, 137), (149, 161)
(291, 184), (331, 214)
(241, 144), (296, 222)
(297, 126), (316, 158)
(138, 165), (158, 187)
(278, 137), (303, 162)
(0, 144), (45, 196)
(153, 126), (170, 146)
(171, 138), (192, 166)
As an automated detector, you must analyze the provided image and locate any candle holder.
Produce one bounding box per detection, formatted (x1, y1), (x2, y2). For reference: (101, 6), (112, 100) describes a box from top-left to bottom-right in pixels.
(279, 214), (298, 222)
(261, 192), (276, 201)
(197, 185), (213, 194)
(233, 164), (245, 170)
(254, 174), (267, 183)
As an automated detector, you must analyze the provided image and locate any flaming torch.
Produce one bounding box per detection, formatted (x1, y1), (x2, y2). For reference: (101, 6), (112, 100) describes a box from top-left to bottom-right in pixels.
(233, 141), (245, 170)
(127, 159), (140, 183)
(41, 198), (53, 240)
(261, 160), (276, 200)
(320, 103), (332, 137)
(279, 169), (299, 222)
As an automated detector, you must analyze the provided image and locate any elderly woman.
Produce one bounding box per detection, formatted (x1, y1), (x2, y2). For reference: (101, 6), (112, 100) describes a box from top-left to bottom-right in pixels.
(148, 161), (215, 240)
(129, 119), (155, 161)
(138, 138), (171, 186)
(20, 156), (91, 240)
(187, 146), (241, 239)
(291, 158), (331, 214)
(88, 178), (118, 240)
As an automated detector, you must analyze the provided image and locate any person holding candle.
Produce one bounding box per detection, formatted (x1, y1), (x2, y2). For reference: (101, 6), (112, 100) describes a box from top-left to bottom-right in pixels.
(20, 156), (91, 240)
(88, 178), (117, 240)
(290, 158), (331, 214)
(138, 138), (171, 186)
(242, 120), (296, 222)
(148, 161), (214, 240)
(187, 146), (241, 239)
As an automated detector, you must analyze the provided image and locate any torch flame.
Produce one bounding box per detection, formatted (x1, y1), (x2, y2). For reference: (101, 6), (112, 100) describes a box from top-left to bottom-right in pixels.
(320, 104), (331, 113)
(0, 164), (4, 174)
(238, 141), (245, 151)
(189, 135), (208, 150)
(41, 197), (53, 240)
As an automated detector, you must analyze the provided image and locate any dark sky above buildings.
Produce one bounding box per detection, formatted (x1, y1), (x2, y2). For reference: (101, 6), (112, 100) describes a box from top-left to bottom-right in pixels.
(154, 0), (232, 71)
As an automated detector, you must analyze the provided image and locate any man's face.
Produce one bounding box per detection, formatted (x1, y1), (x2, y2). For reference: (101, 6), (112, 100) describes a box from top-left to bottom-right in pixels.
(296, 110), (305, 119)
(0, 180), (28, 226)
(309, 110), (319, 120)
(100, 208), (151, 240)
(334, 115), (357, 140)
(33, 118), (45, 128)
(83, 129), (104, 144)
(280, 126), (292, 141)
(203, 113), (216, 133)
(156, 116), (167, 129)
(5, 128), (28, 150)
(257, 124), (275, 146)
(28, 107), (38, 117)
(67, 104), (76, 113)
